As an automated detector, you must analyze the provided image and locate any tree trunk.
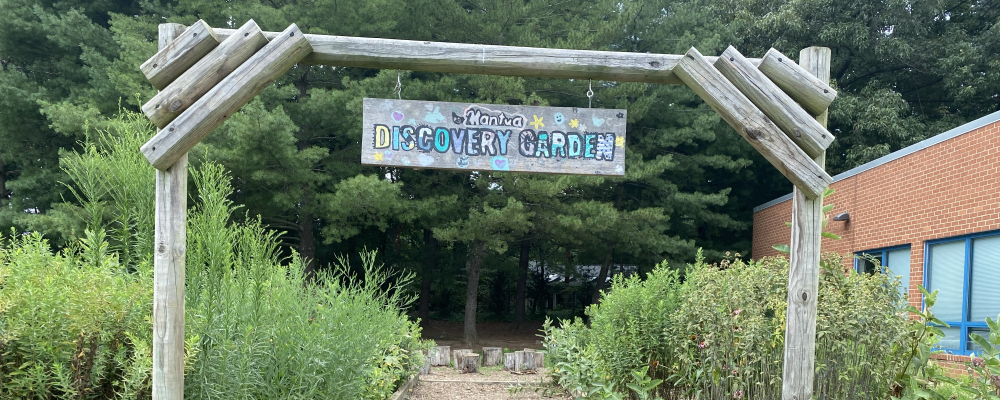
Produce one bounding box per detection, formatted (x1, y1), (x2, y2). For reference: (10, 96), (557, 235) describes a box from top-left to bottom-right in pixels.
(533, 259), (546, 314)
(299, 186), (317, 280)
(419, 228), (437, 321)
(591, 248), (613, 305)
(514, 234), (531, 325)
(463, 239), (486, 344)
(459, 353), (480, 373)
(482, 347), (503, 367)
(0, 148), (7, 207)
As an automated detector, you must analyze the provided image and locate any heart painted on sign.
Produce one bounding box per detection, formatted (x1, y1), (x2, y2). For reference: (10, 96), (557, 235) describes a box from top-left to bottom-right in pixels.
(384, 151), (394, 160)
(418, 154), (435, 166)
(592, 116), (606, 127)
(456, 156), (470, 168)
(392, 111), (404, 122)
(491, 156), (510, 171)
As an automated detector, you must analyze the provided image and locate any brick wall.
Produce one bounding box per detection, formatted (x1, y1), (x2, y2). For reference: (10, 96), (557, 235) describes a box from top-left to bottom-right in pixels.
(752, 116), (1000, 366)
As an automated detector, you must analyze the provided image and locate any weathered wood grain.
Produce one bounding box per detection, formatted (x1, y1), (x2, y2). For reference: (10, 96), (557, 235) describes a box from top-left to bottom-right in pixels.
(758, 48), (837, 117)
(213, 28), (762, 85)
(714, 46), (834, 159)
(361, 99), (626, 176)
(152, 23), (187, 400)
(673, 47), (831, 199)
(142, 20), (220, 90)
(143, 19), (269, 129)
(141, 23), (313, 170)
(782, 46), (830, 400)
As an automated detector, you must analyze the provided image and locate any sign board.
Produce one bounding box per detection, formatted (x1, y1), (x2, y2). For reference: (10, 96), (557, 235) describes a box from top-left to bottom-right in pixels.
(361, 98), (626, 175)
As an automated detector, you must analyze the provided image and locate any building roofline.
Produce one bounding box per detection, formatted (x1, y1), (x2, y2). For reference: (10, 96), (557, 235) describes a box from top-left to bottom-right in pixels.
(753, 110), (1000, 213)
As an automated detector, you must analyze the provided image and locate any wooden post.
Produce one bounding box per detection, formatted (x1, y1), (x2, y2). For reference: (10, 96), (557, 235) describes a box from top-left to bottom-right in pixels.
(781, 46), (830, 400)
(152, 23), (188, 400)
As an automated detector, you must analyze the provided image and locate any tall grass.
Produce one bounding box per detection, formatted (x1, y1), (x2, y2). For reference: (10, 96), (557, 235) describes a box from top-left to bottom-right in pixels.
(1, 110), (428, 399)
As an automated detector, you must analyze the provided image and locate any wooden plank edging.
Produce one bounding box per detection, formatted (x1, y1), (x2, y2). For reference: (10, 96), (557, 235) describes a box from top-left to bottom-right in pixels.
(141, 23), (313, 170)
(389, 375), (418, 400)
(141, 20), (220, 90)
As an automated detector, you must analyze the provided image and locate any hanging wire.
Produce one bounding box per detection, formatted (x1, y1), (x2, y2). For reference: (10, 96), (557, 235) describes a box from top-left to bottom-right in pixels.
(394, 71), (402, 99)
(587, 79), (594, 108)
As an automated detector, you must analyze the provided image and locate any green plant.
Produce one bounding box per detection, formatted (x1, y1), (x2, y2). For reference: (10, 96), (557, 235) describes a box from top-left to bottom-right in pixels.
(962, 315), (1000, 399)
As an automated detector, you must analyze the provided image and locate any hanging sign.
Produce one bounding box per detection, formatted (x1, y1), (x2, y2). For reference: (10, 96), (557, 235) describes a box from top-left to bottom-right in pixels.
(361, 98), (626, 176)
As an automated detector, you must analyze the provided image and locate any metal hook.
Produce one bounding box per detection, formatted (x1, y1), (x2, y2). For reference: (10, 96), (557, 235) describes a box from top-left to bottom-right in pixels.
(394, 71), (402, 100)
(587, 79), (594, 108)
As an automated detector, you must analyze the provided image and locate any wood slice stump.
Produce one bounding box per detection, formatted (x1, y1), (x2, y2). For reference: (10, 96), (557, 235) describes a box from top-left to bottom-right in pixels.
(514, 350), (536, 373)
(418, 351), (431, 375)
(504, 352), (516, 371)
(452, 349), (472, 369)
(481, 347), (502, 367)
(430, 346), (450, 366)
(459, 353), (480, 373)
(533, 351), (545, 369)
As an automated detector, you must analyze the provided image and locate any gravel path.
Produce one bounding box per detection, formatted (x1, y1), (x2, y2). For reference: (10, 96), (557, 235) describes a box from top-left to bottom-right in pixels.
(408, 366), (572, 400)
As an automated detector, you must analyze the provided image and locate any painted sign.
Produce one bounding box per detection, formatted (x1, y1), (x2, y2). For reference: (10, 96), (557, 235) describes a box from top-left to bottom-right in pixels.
(361, 98), (626, 176)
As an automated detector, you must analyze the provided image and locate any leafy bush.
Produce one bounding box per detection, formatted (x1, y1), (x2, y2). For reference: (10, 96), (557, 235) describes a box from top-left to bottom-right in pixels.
(544, 251), (914, 399)
(1, 110), (428, 399)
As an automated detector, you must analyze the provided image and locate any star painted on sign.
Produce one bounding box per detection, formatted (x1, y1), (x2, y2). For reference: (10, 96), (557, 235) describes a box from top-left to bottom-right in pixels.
(615, 136), (625, 148)
(569, 119), (579, 128)
(374, 152), (384, 161)
(530, 115), (545, 130)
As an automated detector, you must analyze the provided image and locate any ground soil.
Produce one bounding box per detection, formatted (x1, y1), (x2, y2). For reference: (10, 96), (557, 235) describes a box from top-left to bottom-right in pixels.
(408, 366), (571, 400)
(409, 321), (569, 399)
(419, 320), (547, 351)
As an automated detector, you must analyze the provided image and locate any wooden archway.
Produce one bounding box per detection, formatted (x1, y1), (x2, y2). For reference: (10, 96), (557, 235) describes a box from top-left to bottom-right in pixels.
(141, 19), (835, 400)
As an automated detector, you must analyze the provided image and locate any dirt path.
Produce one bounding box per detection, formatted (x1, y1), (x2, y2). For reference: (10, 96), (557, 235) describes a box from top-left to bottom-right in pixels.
(408, 366), (571, 400)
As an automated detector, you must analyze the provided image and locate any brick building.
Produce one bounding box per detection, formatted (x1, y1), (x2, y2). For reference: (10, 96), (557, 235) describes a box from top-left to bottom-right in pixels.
(752, 111), (1000, 371)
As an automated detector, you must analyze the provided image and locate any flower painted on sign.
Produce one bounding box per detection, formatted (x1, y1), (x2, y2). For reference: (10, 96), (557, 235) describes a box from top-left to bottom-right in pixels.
(530, 115), (545, 129)
(569, 118), (579, 128)
(373, 152), (384, 161)
(615, 136), (625, 147)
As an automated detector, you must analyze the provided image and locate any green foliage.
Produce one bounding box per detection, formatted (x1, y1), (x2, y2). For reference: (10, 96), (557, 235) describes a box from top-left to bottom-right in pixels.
(0, 230), (153, 398)
(1, 111), (430, 399)
(545, 252), (916, 399)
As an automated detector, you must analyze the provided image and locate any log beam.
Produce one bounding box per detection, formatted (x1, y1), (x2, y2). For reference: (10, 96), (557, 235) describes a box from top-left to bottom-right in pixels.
(782, 46), (831, 400)
(714, 46), (834, 159)
(141, 20), (220, 90)
(141, 23), (312, 170)
(143, 19), (269, 129)
(213, 28), (763, 85)
(758, 48), (837, 116)
(673, 47), (831, 199)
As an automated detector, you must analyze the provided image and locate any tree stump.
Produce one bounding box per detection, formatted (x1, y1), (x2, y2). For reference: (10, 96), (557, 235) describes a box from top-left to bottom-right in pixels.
(533, 351), (545, 369)
(430, 346), (450, 366)
(504, 352), (516, 371)
(453, 349), (472, 369)
(419, 354), (431, 375)
(482, 347), (503, 367)
(514, 350), (535, 373)
(459, 353), (480, 373)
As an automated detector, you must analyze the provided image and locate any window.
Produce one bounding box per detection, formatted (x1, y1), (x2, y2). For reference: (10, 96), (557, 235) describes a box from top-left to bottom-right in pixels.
(925, 231), (1000, 354)
(855, 246), (911, 299)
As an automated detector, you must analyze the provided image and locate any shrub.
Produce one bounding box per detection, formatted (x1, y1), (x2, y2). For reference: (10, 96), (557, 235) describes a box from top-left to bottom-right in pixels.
(1, 110), (428, 399)
(544, 250), (914, 399)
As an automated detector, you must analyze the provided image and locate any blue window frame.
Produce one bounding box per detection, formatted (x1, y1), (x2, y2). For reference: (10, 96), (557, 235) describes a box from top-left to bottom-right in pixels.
(924, 230), (1000, 355)
(855, 245), (911, 299)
